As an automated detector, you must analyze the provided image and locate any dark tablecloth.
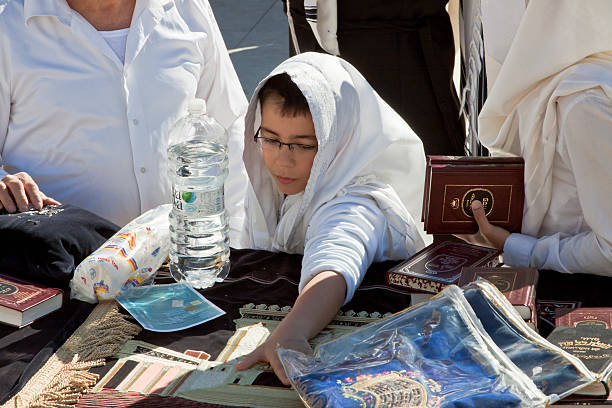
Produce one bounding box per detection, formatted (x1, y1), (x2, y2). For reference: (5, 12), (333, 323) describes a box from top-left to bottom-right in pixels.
(2, 248), (611, 406)
(0, 248), (410, 404)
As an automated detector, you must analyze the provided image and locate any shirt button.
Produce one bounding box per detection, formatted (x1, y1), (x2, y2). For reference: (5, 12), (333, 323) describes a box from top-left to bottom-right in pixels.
(133, 119), (139, 126)
(140, 167), (147, 173)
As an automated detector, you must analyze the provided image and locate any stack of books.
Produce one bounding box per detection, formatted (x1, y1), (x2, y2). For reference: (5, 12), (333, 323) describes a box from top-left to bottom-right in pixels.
(547, 313), (612, 399)
(385, 240), (501, 295)
(458, 267), (539, 330)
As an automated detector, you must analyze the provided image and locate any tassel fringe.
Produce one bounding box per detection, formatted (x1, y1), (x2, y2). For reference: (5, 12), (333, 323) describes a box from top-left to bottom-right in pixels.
(3, 302), (141, 408)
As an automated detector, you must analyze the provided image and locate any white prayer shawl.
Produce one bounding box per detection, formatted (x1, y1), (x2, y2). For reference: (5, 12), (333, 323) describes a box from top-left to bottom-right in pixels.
(478, 0), (612, 236)
(243, 52), (427, 257)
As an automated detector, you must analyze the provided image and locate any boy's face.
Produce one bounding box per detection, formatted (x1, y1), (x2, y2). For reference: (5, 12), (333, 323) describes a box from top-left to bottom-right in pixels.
(259, 96), (317, 195)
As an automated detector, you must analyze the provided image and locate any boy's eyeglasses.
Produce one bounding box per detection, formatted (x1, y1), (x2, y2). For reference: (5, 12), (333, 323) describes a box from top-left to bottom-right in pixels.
(254, 128), (318, 156)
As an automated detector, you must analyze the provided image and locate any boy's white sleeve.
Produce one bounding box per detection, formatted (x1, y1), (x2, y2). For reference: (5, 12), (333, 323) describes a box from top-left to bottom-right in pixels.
(300, 196), (388, 305)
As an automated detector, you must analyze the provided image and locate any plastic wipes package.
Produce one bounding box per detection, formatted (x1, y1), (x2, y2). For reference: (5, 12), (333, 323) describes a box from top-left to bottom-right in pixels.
(278, 284), (549, 408)
(70, 204), (171, 303)
(116, 282), (225, 332)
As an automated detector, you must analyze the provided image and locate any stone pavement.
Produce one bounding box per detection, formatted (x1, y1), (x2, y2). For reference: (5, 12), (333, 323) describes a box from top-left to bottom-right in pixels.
(209, 0), (289, 99)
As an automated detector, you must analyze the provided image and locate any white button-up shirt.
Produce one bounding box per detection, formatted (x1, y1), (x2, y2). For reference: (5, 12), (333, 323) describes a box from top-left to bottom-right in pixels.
(0, 0), (248, 244)
(503, 88), (612, 276)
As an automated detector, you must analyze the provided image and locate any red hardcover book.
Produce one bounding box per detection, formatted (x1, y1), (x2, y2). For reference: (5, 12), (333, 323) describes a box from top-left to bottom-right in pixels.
(458, 267), (538, 324)
(422, 156), (524, 234)
(386, 241), (501, 294)
(556, 308), (612, 329)
(0, 273), (63, 328)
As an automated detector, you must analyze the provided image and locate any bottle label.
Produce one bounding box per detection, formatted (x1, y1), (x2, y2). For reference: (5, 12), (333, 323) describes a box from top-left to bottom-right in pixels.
(172, 186), (224, 215)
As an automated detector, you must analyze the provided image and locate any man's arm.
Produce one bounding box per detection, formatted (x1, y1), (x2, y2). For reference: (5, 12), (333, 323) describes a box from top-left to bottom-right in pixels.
(463, 89), (612, 276)
(507, 89), (612, 275)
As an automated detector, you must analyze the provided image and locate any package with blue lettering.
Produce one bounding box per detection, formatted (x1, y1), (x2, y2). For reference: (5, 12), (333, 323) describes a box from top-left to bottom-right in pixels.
(70, 204), (171, 303)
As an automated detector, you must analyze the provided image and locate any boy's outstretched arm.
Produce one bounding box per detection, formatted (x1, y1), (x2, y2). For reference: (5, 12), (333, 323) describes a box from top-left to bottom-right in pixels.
(234, 270), (346, 385)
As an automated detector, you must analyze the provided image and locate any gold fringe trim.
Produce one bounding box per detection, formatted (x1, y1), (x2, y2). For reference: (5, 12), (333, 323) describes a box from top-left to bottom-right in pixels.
(3, 301), (141, 408)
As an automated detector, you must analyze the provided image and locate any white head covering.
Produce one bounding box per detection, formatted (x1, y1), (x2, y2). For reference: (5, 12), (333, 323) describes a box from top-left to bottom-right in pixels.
(242, 52), (428, 255)
(479, 0), (612, 235)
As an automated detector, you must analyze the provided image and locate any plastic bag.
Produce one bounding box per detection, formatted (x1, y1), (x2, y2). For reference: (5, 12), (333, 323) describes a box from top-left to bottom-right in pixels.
(70, 204), (171, 303)
(278, 283), (552, 408)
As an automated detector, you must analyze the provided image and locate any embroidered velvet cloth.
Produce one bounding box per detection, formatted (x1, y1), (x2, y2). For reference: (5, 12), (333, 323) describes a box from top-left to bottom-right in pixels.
(0, 204), (119, 285)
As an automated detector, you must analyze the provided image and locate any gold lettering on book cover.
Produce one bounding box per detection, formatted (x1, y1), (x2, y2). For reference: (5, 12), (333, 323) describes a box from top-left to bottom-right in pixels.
(343, 372), (427, 408)
(461, 188), (494, 217)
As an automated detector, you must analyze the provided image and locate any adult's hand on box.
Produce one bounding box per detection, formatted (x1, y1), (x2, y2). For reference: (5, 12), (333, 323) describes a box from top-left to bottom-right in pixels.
(0, 172), (60, 213)
(455, 200), (510, 251)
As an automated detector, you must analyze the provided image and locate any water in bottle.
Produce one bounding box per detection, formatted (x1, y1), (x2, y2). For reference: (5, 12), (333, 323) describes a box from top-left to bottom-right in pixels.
(167, 99), (230, 289)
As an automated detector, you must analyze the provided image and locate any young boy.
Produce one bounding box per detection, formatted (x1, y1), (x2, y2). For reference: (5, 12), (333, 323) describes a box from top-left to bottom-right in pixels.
(235, 52), (429, 383)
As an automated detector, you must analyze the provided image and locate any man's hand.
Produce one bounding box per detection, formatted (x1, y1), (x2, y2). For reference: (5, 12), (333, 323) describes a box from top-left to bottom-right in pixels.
(455, 200), (510, 250)
(234, 329), (312, 385)
(0, 172), (60, 212)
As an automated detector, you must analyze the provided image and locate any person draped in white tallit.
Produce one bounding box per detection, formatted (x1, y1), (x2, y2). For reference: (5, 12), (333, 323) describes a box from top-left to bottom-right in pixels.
(460, 0), (612, 277)
(234, 52), (428, 383)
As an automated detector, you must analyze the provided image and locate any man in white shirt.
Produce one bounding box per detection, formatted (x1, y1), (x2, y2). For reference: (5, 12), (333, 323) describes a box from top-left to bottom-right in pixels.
(0, 0), (249, 244)
(459, 0), (612, 278)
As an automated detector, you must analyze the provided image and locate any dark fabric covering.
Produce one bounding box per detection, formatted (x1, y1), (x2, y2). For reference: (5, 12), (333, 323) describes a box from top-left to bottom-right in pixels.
(76, 389), (246, 408)
(0, 298), (95, 403)
(0, 204), (119, 285)
(285, 0), (465, 156)
(90, 249), (412, 387)
(2, 248), (611, 406)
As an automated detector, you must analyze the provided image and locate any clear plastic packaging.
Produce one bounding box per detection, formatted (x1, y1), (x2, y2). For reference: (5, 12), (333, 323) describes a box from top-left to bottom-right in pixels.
(462, 280), (595, 402)
(277, 282), (592, 408)
(70, 204), (171, 303)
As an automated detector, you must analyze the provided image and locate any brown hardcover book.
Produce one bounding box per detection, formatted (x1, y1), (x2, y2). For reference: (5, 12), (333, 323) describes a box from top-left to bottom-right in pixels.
(556, 307), (612, 329)
(546, 326), (612, 398)
(386, 241), (501, 294)
(0, 273), (63, 328)
(458, 267), (538, 323)
(422, 155), (524, 234)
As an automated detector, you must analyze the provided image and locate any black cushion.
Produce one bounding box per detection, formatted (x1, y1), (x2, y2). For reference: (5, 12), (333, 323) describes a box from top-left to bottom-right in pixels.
(0, 204), (119, 285)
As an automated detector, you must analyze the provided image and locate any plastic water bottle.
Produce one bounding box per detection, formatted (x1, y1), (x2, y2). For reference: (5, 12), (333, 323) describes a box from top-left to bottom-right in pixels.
(167, 99), (230, 289)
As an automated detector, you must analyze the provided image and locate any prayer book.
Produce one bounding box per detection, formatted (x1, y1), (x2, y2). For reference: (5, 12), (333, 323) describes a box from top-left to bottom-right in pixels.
(0, 273), (63, 328)
(422, 155), (524, 234)
(458, 267), (538, 325)
(385, 241), (501, 294)
(546, 326), (612, 398)
(556, 307), (612, 329)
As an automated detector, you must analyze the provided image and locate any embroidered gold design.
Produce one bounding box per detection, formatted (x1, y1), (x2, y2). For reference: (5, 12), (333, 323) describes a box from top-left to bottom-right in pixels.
(343, 372), (427, 407)
(461, 188), (494, 218)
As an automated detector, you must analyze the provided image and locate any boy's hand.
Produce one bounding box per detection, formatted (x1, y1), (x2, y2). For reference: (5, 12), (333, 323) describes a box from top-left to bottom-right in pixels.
(0, 172), (60, 212)
(455, 200), (510, 250)
(235, 330), (312, 385)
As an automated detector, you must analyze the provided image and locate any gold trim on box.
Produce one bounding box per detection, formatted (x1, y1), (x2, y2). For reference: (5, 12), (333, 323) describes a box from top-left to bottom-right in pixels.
(442, 184), (513, 223)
